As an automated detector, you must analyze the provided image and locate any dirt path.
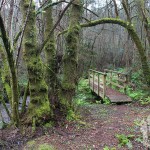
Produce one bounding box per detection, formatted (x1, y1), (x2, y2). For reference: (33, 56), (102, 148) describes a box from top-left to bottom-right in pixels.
(1, 103), (150, 150)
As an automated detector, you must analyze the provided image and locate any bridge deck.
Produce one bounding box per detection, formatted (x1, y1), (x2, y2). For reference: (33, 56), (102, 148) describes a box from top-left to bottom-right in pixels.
(106, 87), (132, 103)
(90, 82), (132, 103)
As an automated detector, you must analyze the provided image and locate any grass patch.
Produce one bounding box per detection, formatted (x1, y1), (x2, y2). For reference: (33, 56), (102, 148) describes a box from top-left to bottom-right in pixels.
(115, 134), (134, 149)
(73, 78), (97, 107)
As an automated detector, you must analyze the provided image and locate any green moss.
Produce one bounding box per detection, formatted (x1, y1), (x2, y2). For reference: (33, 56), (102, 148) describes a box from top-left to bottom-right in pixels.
(25, 141), (55, 150)
(66, 109), (80, 121)
(62, 82), (76, 90)
(25, 140), (36, 150)
(35, 101), (51, 118)
(44, 121), (54, 128)
(0, 45), (12, 104)
(27, 140), (36, 147)
(38, 144), (55, 150)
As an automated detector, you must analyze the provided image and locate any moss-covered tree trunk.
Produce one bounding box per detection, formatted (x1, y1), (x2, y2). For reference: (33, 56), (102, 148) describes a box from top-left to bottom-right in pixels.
(21, 0), (51, 124)
(0, 45), (12, 105)
(61, 0), (82, 114)
(136, 0), (150, 46)
(0, 53), (2, 101)
(44, 0), (58, 118)
(0, 15), (19, 126)
(0, 56), (11, 119)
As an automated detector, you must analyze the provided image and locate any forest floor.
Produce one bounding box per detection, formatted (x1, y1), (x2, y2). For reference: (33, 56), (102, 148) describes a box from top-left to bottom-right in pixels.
(0, 102), (150, 150)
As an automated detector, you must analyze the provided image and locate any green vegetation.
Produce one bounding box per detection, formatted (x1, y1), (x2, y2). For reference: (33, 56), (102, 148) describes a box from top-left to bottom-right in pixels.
(103, 146), (116, 150)
(25, 141), (55, 150)
(126, 69), (150, 104)
(73, 79), (97, 107)
(105, 68), (150, 104)
(103, 97), (111, 105)
(38, 144), (55, 150)
(115, 134), (134, 149)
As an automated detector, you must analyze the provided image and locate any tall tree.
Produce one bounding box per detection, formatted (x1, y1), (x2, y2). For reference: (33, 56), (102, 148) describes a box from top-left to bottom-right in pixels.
(0, 14), (19, 126)
(21, 0), (51, 124)
(44, 0), (58, 118)
(136, 0), (150, 46)
(61, 0), (82, 114)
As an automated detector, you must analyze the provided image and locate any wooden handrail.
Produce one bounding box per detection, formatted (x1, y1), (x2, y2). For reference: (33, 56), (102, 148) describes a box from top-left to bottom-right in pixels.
(89, 69), (107, 75)
(89, 69), (129, 98)
(89, 69), (107, 99)
(104, 69), (128, 93)
(104, 69), (128, 76)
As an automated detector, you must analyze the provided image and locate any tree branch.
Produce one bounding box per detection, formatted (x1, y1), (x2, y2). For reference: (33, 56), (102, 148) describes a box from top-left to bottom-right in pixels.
(15, 0), (33, 68)
(39, 0), (75, 53)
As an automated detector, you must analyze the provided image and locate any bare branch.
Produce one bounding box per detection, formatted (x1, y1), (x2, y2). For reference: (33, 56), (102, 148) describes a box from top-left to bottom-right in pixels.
(15, 0), (33, 67)
(39, 0), (75, 53)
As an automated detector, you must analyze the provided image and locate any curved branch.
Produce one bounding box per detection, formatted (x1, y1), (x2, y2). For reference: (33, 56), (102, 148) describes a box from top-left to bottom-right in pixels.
(58, 18), (130, 37)
(58, 17), (150, 85)
(81, 18), (130, 29)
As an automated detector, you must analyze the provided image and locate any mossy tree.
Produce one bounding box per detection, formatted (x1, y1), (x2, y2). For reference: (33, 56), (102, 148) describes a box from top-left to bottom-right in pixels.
(0, 15), (19, 126)
(61, 0), (82, 115)
(135, 0), (150, 46)
(0, 45), (12, 105)
(44, 0), (59, 118)
(21, 0), (51, 124)
(0, 51), (2, 99)
(0, 49), (11, 119)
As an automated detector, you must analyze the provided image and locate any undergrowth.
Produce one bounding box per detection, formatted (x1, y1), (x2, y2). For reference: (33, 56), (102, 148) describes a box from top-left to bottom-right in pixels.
(106, 68), (150, 104)
(115, 134), (134, 149)
(73, 78), (97, 107)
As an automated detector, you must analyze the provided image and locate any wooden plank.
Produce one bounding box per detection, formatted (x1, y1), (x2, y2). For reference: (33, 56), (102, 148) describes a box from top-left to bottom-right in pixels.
(104, 69), (127, 76)
(89, 69), (107, 75)
(106, 87), (132, 103)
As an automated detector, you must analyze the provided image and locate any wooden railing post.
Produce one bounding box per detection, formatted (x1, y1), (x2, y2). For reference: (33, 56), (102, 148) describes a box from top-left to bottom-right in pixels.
(124, 74), (128, 94)
(117, 73), (120, 90)
(98, 73), (100, 96)
(110, 71), (112, 87)
(102, 74), (107, 99)
(89, 70), (91, 87)
(93, 71), (94, 92)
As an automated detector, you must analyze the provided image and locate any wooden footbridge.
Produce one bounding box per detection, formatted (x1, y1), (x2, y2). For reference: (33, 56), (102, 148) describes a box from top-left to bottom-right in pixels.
(89, 69), (132, 103)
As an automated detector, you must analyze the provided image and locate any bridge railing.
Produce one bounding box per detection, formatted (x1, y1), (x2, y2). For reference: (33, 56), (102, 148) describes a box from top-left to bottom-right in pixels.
(104, 69), (128, 93)
(89, 69), (107, 99)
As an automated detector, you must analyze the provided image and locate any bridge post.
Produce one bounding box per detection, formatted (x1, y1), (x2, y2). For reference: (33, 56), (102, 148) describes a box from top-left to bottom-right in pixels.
(98, 73), (100, 96)
(93, 71), (94, 92)
(89, 70), (90, 89)
(102, 74), (107, 99)
(124, 74), (128, 94)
